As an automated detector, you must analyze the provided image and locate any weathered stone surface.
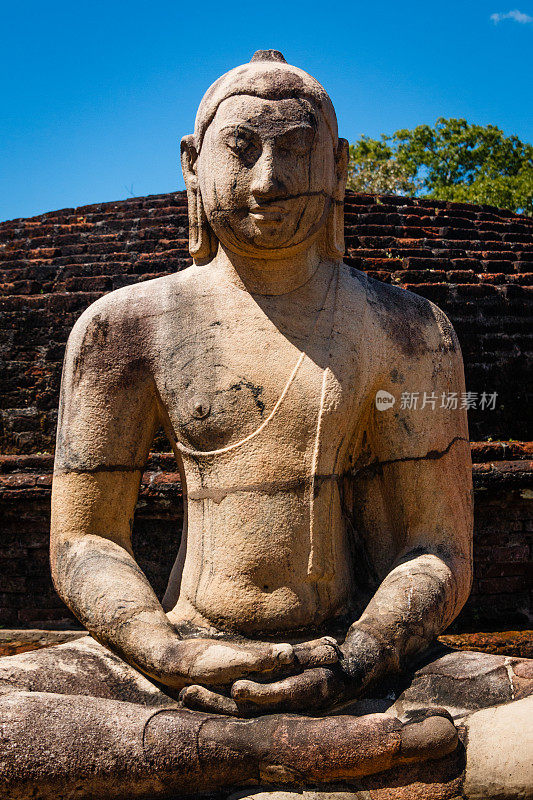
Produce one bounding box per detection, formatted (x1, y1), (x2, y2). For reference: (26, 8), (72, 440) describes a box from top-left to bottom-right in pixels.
(0, 50), (531, 800)
(0, 628), (87, 656)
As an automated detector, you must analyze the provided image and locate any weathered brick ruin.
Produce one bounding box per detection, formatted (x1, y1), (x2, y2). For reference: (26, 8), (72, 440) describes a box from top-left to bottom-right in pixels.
(0, 190), (531, 632)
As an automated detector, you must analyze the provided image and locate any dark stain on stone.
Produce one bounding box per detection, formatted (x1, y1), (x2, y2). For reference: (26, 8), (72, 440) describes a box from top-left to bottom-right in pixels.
(229, 379), (265, 415)
(58, 464), (144, 474)
(390, 368), (405, 384)
(367, 277), (436, 359)
(72, 313), (110, 386)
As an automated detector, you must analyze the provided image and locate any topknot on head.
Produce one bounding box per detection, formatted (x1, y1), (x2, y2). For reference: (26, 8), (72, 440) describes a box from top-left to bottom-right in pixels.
(250, 50), (287, 63)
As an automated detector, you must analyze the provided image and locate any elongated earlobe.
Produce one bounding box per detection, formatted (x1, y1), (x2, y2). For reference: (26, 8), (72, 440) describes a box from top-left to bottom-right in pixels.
(180, 135), (217, 264)
(320, 138), (348, 260)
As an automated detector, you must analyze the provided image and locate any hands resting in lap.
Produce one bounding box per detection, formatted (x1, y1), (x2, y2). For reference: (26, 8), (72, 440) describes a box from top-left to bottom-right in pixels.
(158, 634), (360, 716)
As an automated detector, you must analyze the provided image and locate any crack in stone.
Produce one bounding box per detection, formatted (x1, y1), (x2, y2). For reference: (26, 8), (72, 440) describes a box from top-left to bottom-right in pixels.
(55, 464), (144, 475)
(504, 657), (516, 700)
(188, 475), (334, 504)
(352, 436), (469, 480)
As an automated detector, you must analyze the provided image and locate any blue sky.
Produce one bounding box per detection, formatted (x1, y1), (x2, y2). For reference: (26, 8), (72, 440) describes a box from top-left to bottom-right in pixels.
(1, 0), (532, 222)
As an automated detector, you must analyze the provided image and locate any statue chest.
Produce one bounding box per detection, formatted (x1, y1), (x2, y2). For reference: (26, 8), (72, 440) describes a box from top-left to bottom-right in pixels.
(152, 269), (367, 472)
(156, 317), (337, 457)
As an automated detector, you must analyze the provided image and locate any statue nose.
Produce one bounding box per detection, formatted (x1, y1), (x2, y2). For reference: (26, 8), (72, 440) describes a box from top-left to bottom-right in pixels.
(251, 150), (284, 200)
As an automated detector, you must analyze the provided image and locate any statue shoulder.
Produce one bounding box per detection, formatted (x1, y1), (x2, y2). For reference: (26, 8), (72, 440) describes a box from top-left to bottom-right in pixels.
(359, 269), (460, 363)
(67, 266), (199, 352)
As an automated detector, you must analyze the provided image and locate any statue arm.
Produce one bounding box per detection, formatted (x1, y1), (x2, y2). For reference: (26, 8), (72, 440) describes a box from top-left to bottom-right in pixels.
(50, 296), (186, 684)
(51, 294), (294, 688)
(340, 303), (473, 691)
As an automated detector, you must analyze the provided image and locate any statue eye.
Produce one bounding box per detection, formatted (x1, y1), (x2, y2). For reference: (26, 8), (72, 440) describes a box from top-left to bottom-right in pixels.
(276, 127), (314, 157)
(227, 130), (261, 166)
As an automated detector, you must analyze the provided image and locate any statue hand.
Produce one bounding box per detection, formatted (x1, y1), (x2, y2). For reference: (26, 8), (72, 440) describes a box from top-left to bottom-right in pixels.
(224, 633), (391, 714)
(230, 665), (346, 714)
(153, 637), (295, 688)
(205, 630), (393, 716)
(292, 636), (340, 669)
(180, 637), (341, 715)
(338, 627), (396, 694)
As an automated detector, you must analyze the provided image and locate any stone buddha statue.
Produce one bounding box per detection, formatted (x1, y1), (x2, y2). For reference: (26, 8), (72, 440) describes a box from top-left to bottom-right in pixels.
(0, 51), (531, 800)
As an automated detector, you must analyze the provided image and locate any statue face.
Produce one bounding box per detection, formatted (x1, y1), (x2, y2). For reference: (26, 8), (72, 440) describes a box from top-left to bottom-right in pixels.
(194, 95), (336, 257)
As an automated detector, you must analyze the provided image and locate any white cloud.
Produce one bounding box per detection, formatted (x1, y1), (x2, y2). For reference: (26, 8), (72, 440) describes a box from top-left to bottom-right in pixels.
(491, 9), (533, 23)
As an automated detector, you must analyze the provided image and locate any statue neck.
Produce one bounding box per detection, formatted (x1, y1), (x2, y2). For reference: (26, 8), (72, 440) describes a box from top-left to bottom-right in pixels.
(213, 243), (321, 296)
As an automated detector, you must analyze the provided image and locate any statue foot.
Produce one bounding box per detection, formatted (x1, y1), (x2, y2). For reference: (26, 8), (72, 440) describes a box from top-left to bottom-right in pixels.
(145, 706), (458, 788)
(228, 696), (533, 800)
(0, 690), (456, 799)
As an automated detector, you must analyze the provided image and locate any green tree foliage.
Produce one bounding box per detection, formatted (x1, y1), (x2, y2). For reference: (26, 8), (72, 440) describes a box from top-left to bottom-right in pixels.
(347, 118), (533, 215)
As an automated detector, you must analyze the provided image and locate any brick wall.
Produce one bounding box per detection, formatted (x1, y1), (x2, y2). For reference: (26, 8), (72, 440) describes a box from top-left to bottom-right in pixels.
(0, 191), (531, 630)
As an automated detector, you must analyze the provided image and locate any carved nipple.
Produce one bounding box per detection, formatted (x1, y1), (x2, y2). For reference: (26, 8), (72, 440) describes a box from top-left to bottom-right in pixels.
(190, 395), (211, 419)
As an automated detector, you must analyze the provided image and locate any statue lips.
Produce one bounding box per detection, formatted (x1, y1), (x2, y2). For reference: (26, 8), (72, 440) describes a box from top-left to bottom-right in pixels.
(248, 203), (286, 223)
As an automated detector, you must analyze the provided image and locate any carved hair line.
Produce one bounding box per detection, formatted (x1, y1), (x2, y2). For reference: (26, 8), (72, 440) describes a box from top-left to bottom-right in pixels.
(194, 90), (338, 154)
(194, 52), (338, 151)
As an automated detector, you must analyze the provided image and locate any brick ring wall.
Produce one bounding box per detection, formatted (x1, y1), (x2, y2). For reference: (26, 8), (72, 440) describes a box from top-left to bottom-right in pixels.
(0, 191), (531, 630)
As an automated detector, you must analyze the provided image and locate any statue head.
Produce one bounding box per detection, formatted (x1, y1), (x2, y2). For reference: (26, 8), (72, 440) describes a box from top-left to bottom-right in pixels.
(181, 50), (349, 264)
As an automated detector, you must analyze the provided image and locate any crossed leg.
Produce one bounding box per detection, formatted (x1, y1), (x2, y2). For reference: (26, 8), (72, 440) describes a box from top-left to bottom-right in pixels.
(0, 637), (531, 800)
